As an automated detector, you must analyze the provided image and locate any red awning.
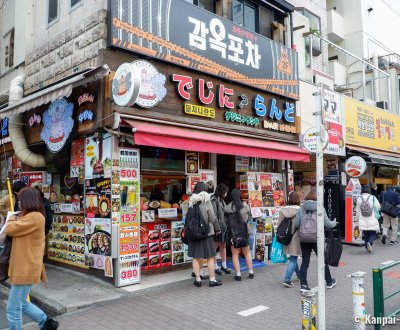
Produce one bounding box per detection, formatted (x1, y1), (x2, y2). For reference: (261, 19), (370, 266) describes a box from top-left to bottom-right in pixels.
(123, 119), (310, 162)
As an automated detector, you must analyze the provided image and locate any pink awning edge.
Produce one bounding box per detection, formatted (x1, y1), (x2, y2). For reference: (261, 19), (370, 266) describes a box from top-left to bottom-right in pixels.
(124, 120), (310, 162)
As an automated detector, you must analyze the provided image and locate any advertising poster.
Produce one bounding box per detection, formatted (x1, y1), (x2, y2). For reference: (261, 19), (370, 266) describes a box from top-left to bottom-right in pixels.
(235, 156), (249, 172)
(288, 170), (294, 193)
(171, 221), (185, 265)
(248, 190), (263, 208)
(199, 169), (215, 194)
(239, 175), (248, 190)
(119, 225), (140, 256)
(119, 254), (140, 285)
(141, 222), (172, 269)
(70, 138), (85, 177)
(84, 218), (112, 258)
(323, 90), (345, 156)
(187, 175), (201, 194)
(345, 178), (363, 244)
(345, 97), (400, 153)
(84, 133), (112, 180)
(185, 151), (199, 174)
(19, 171), (45, 188)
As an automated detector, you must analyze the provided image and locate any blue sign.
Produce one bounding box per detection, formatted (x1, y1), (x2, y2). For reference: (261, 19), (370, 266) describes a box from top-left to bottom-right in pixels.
(78, 109), (94, 123)
(254, 95), (295, 123)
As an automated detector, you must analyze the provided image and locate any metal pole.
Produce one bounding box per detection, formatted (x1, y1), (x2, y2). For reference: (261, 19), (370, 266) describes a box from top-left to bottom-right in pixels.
(301, 291), (317, 330)
(362, 63), (366, 102)
(309, 35), (313, 81)
(372, 268), (384, 330)
(351, 271), (366, 330)
(315, 85), (326, 329)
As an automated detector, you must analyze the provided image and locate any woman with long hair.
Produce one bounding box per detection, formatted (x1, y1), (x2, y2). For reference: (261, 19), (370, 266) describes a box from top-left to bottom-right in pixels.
(225, 189), (254, 281)
(277, 191), (301, 288)
(188, 182), (222, 287)
(211, 183), (231, 275)
(6, 188), (59, 330)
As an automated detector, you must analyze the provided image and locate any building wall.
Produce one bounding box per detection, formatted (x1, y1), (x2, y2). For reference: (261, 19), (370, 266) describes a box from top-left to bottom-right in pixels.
(24, 0), (107, 94)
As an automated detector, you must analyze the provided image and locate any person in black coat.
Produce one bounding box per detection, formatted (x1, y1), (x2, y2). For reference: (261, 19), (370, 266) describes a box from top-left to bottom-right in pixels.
(33, 185), (53, 235)
(378, 186), (400, 244)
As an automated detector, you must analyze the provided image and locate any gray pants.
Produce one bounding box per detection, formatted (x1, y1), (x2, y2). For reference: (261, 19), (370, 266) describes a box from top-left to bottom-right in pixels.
(382, 214), (398, 242)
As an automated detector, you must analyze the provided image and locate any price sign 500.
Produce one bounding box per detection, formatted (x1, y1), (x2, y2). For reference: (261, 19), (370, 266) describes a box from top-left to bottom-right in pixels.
(120, 169), (137, 179)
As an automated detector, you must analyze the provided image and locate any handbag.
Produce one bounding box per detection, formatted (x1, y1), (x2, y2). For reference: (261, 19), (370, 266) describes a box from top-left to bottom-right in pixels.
(372, 196), (381, 220)
(325, 227), (342, 267)
(380, 193), (400, 218)
(0, 236), (12, 282)
(270, 237), (288, 263)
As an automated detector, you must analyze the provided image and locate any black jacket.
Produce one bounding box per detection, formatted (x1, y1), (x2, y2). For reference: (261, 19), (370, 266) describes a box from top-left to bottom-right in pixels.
(43, 197), (53, 235)
(379, 188), (400, 206)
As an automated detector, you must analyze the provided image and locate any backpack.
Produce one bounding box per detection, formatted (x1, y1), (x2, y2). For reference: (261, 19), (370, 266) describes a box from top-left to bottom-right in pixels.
(299, 210), (317, 243)
(276, 217), (295, 245)
(359, 195), (373, 217)
(228, 211), (248, 248)
(180, 203), (209, 244)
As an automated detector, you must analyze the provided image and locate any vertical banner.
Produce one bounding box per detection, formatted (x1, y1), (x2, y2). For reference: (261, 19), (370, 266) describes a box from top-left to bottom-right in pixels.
(345, 178), (362, 244)
(117, 148), (141, 286)
(323, 89), (345, 156)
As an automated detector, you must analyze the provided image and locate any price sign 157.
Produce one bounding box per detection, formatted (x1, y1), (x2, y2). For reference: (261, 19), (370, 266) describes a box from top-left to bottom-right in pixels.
(120, 213), (136, 223)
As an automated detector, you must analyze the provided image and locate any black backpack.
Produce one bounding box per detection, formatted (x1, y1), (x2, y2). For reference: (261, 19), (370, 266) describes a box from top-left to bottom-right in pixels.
(276, 217), (295, 245)
(228, 211), (248, 248)
(181, 203), (209, 244)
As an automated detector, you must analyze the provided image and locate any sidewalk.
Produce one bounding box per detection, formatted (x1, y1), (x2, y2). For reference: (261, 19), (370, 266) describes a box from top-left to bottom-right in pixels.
(3, 238), (400, 330)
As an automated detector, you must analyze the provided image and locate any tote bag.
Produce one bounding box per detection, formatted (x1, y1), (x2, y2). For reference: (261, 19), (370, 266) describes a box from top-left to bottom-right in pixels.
(270, 237), (288, 263)
(325, 228), (342, 267)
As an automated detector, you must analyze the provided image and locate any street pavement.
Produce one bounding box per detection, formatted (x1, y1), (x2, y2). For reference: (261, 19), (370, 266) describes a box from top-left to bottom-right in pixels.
(8, 237), (400, 330)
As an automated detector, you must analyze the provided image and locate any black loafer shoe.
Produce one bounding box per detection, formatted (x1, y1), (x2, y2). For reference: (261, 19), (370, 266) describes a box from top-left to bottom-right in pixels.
(221, 267), (232, 274)
(234, 275), (242, 281)
(215, 268), (222, 275)
(249, 273), (254, 279)
(194, 280), (201, 287)
(209, 280), (222, 287)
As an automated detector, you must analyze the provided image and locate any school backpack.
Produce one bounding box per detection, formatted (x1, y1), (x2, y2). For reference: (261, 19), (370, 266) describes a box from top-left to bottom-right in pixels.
(180, 202), (209, 244)
(299, 210), (317, 243)
(359, 195), (373, 217)
(228, 211), (248, 248)
(276, 217), (295, 245)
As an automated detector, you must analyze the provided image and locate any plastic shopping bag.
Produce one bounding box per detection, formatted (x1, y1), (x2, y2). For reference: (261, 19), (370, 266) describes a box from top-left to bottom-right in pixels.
(270, 237), (288, 263)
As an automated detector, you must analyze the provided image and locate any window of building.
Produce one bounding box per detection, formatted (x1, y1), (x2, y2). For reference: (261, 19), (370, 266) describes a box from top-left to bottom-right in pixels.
(9, 29), (14, 67)
(48, 0), (59, 25)
(232, 0), (258, 32)
(302, 9), (321, 55)
(70, 0), (82, 10)
(184, 0), (216, 13)
(4, 46), (8, 67)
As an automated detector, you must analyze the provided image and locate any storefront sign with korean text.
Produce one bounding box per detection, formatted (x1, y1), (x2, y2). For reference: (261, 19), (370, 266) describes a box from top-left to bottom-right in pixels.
(0, 117), (10, 145)
(109, 0), (299, 100)
(19, 172), (44, 187)
(345, 97), (400, 153)
(323, 90), (345, 156)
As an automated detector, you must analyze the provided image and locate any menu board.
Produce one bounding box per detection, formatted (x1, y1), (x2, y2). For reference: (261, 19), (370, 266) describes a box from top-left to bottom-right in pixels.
(48, 215), (87, 268)
(140, 222), (172, 269)
(247, 172), (285, 209)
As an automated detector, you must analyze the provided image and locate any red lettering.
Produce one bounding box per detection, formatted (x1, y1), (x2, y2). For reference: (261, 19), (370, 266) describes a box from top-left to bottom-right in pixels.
(197, 79), (214, 104)
(172, 74), (193, 100)
(217, 84), (234, 109)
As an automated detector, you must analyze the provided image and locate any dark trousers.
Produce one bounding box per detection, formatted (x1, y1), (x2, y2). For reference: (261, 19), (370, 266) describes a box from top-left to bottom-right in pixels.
(364, 230), (377, 248)
(300, 242), (332, 286)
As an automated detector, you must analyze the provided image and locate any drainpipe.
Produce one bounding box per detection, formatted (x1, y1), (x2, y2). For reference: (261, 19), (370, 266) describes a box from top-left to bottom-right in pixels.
(8, 75), (46, 168)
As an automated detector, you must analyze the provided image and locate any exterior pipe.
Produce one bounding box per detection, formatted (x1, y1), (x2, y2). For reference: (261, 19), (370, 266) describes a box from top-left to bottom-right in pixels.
(8, 75), (45, 168)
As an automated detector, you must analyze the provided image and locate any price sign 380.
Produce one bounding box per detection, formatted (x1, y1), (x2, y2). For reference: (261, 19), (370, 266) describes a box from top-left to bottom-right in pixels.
(120, 269), (138, 280)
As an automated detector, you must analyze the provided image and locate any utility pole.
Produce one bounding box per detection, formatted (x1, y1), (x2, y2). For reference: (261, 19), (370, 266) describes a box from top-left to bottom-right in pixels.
(314, 84), (326, 330)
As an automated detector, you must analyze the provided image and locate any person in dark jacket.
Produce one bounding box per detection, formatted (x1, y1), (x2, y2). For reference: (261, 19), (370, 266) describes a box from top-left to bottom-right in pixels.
(378, 186), (400, 245)
(34, 185), (53, 235)
(294, 190), (337, 292)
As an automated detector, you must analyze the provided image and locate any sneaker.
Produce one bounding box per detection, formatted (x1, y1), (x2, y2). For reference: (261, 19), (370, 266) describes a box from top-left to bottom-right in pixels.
(327, 279), (337, 289)
(283, 280), (294, 288)
(234, 275), (242, 281)
(248, 273), (254, 279)
(300, 285), (311, 292)
(382, 235), (387, 244)
(390, 241), (398, 245)
(215, 268), (222, 275)
(42, 317), (59, 330)
(193, 280), (202, 287)
(221, 266), (232, 274)
(209, 280), (222, 287)
(366, 242), (372, 253)
(191, 272), (209, 280)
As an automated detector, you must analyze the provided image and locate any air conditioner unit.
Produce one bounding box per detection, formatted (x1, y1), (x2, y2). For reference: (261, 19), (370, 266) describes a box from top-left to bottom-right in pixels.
(376, 101), (388, 110)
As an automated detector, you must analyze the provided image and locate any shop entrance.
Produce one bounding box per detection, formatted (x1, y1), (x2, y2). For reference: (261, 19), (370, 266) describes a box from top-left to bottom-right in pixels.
(217, 154), (236, 193)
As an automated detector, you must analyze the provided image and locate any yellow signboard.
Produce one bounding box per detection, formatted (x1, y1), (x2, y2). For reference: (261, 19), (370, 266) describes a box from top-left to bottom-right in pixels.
(345, 97), (400, 153)
(184, 103), (216, 118)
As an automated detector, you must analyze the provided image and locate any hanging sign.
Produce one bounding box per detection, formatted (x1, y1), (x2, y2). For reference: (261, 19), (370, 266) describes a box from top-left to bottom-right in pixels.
(40, 98), (74, 153)
(19, 171), (45, 187)
(0, 118), (10, 145)
(185, 151), (199, 174)
(302, 127), (329, 153)
(28, 113), (42, 127)
(345, 156), (367, 177)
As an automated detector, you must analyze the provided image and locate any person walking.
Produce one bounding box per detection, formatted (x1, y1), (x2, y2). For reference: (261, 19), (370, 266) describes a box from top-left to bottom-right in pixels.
(188, 182), (222, 288)
(379, 186), (400, 245)
(294, 190), (337, 292)
(33, 185), (53, 235)
(0, 181), (27, 218)
(5, 187), (59, 330)
(355, 185), (381, 253)
(211, 183), (231, 275)
(225, 189), (254, 281)
(277, 191), (301, 288)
